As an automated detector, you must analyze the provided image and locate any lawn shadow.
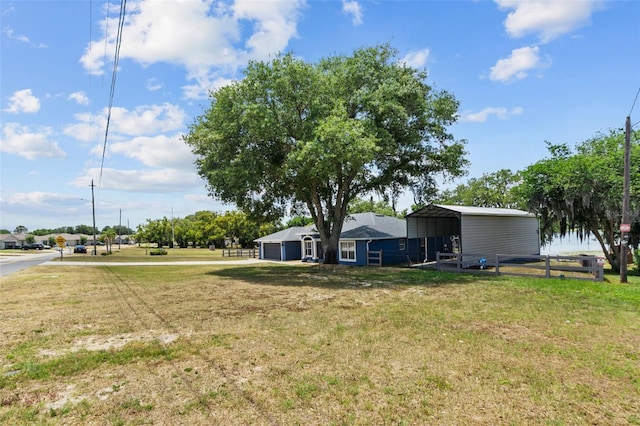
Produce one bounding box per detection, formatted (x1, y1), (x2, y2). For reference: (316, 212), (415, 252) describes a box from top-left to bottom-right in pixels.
(206, 263), (491, 290)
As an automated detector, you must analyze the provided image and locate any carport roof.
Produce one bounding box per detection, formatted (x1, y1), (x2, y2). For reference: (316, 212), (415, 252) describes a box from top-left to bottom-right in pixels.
(406, 204), (535, 219)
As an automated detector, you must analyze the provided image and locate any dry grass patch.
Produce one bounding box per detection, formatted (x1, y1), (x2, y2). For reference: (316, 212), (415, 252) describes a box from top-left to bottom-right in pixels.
(1, 263), (639, 425)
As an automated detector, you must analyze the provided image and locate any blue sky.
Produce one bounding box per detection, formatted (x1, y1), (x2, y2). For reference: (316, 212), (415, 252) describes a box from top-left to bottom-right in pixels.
(1, 0), (639, 233)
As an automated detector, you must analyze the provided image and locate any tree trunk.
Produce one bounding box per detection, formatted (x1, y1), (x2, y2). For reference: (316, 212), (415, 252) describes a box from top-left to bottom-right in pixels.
(323, 247), (338, 264)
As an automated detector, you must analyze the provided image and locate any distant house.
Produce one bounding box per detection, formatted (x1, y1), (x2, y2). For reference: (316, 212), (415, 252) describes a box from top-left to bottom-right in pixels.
(0, 233), (93, 249)
(255, 212), (408, 266)
(405, 204), (540, 262)
(0, 233), (24, 249)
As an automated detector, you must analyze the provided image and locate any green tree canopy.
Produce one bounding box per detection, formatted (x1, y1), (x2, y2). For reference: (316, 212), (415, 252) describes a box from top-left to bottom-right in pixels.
(435, 169), (523, 209)
(185, 44), (467, 263)
(136, 210), (278, 249)
(286, 216), (315, 228)
(516, 129), (640, 272)
(347, 197), (407, 218)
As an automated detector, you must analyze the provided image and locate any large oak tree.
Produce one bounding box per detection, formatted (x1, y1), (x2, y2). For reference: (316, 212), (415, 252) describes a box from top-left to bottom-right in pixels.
(185, 44), (467, 263)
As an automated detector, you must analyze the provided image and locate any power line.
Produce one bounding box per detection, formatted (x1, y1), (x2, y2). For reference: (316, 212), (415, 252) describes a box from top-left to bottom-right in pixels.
(630, 86), (640, 116)
(98, 0), (127, 187)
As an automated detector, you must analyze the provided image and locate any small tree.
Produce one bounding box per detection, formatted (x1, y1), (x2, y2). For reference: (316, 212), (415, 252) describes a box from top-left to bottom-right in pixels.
(101, 228), (117, 253)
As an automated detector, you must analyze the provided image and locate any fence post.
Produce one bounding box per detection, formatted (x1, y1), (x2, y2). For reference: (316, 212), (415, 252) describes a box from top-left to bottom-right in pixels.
(545, 255), (551, 278)
(495, 254), (500, 275)
(457, 253), (461, 272)
(436, 251), (440, 271)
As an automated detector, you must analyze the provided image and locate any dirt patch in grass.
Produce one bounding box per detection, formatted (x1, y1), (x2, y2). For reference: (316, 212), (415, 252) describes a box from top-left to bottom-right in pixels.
(1, 263), (639, 425)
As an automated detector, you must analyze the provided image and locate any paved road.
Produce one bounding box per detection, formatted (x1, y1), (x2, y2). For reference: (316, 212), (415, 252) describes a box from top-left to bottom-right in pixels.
(0, 251), (60, 277)
(0, 253), (277, 277)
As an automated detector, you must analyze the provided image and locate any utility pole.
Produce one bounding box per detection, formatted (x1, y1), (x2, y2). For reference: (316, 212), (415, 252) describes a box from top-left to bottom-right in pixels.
(91, 180), (97, 256)
(118, 208), (122, 251)
(171, 207), (176, 248)
(621, 116), (631, 283)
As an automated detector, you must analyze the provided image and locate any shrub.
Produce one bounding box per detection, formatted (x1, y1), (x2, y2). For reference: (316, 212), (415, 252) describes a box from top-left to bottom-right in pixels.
(150, 249), (167, 256)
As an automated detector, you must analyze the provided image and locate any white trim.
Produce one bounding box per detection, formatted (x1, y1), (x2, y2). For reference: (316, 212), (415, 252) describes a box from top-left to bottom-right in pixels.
(339, 240), (356, 262)
(304, 239), (313, 258)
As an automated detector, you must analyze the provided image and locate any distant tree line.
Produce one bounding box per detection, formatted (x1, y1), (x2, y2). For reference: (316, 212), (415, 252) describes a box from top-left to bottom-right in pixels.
(1, 224), (134, 237)
(135, 211), (279, 249)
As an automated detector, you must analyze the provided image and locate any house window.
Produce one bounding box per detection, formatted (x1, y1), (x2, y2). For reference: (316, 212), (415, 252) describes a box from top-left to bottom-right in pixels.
(339, 241), (356, 261)
(399, 239), (406, 251)
(304, 239), (313, 257)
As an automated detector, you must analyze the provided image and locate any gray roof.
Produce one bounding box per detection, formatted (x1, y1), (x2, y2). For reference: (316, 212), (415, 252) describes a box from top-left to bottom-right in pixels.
(255, 212), (406, 242)
(254, 225), (315, 243)
(340, 212), (406, 239)
(406, 204), (535, 219)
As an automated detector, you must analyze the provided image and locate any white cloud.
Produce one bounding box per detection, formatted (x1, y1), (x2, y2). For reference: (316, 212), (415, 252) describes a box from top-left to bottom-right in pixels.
(4, 89), (41, 113)
(69, 91), (89, 105)
(80, 0), (305, 99)
(400, 48), (431, 69)
(1, 192), (81, 209)
(64, 103), (187, 143)
(342, 0), (363, 25)
(0, 122), (66, 160)
(109, 134), (196, 170)
(460, 106), (524, 123)
(489, 45), (549, 83)
(182, 73), (234, 100)
(496, 0), (602, 43)
(146, 78), (163, 92)
(232, 0), (304, 59)
(184, 193), (212, 203)
(70, 167), (201, 193)
(109, 103), (187, 135)
(62, 113), (98, 143)
(3, 26), (29, 43)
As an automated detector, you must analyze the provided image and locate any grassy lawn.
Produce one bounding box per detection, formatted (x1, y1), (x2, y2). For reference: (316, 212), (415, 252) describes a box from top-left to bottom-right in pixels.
(1, 260), (638, 425)
(52, 246), (251, 262)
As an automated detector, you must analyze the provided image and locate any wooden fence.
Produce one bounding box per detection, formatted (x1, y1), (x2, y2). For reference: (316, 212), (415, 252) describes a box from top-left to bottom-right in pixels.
(435, 252), (604, 282)
(367, 250), (383, 266)
(221, 248), (258, 258)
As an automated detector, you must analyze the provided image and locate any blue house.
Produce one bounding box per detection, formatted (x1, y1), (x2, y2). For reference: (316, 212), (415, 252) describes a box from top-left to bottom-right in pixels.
(255, 212), (408, 266)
